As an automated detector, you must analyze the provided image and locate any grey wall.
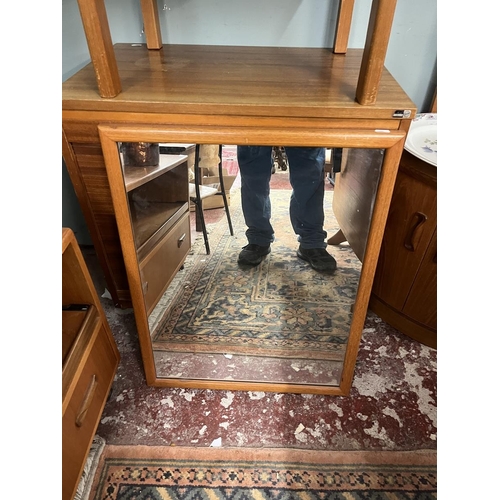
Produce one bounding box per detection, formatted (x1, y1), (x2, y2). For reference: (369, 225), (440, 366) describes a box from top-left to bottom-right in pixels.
(62, 0), (437, 243)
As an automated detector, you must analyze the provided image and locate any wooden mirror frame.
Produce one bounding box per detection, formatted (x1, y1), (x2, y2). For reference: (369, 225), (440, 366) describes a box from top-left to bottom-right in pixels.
(98, 123), (405, 395)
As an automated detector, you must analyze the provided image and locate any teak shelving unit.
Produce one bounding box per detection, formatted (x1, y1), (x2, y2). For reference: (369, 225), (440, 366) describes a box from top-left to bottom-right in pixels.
(62, 0), (416, 395)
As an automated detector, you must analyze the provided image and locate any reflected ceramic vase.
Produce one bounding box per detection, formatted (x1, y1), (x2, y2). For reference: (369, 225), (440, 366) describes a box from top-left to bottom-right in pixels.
(121, 142), (160, 167)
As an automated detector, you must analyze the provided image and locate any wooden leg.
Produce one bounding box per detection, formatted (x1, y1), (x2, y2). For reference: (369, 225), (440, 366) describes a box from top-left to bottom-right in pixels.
(328, 229), (347, 246)
(76, 0), (121, 97)
(332, 0), (355, 54)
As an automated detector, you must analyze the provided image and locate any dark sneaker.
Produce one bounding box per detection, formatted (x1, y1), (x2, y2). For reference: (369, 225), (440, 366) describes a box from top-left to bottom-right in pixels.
(238, 244), (271, 266)
(297, 246), (337, 273)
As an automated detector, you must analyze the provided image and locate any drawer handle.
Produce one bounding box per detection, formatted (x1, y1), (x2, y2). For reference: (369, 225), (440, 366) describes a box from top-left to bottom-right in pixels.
(177, 233), (186, 248)
(404, 212), (427, 251)
(75, 374), (98, 427)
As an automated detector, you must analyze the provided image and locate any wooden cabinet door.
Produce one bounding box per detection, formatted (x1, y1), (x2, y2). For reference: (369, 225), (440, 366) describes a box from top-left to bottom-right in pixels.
(372, 166), (437, 310)
(402, 228), (437, 330)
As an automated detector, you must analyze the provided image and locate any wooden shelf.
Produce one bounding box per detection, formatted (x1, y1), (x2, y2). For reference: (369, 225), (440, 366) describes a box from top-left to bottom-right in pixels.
(124, 154), (187, 191)
(63, 45), (414, 121)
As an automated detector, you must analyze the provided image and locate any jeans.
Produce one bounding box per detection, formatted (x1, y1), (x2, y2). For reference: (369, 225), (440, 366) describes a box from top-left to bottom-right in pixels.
(237, 146), (327, 249)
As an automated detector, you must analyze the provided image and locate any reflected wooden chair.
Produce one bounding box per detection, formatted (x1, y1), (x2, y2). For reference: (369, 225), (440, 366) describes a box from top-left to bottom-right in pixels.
(191, 144), (234, 255)
(325, 148), (343, 186)
(159, 143), (234, 255)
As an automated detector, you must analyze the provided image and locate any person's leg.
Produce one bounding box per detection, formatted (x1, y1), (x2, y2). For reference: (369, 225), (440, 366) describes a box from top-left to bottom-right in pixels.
(286, 147), (327, 248)
(237, 146), (274, 264)
(285, 146), (337, 272)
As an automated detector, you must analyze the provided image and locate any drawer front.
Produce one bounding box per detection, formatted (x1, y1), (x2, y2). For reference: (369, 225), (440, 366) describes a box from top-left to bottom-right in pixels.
(140, 212), (191, 315)
(62, 325), (118, 500)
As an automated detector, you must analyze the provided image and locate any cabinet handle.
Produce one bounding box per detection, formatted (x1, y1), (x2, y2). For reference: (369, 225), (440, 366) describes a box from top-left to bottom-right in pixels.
(177, 233), (186, 247)
(75, 374), (98, 427)
(404, 212), (427, 251)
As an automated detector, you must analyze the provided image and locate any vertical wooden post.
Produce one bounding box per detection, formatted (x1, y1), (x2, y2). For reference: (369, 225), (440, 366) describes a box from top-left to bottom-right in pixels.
(76, 0), (121, 98)
(333, 0), (355, 54)
(141, 0), (163, 49)
(355, 0), (398, 105)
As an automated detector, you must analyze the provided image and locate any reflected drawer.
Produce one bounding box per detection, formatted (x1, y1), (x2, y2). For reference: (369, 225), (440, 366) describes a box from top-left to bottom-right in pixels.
(62, 323), (118, 500)
(140, 212), (191, 315)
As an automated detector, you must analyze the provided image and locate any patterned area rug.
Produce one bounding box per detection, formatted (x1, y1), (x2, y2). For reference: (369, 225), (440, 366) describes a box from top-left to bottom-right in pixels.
(75, 436), (106, 500)
(150, 189), (361, 361)
(90, 445), (437, 499)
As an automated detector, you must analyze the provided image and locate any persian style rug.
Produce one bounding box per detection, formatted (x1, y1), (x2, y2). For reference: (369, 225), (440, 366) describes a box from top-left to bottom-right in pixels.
(75, 436), (106, 500)
(150, 189), (361, 361)
(89, 445), (437, 499)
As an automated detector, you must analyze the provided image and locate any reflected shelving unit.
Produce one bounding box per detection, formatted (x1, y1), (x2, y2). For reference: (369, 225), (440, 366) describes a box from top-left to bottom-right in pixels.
(120, 152), (191, 314)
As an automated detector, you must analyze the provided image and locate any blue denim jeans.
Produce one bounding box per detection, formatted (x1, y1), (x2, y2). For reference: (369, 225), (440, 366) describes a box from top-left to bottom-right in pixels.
(237, 146), (327, 249)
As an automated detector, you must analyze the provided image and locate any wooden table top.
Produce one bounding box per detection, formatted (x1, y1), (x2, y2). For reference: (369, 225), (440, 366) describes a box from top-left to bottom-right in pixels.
(62, 44), (415, 121)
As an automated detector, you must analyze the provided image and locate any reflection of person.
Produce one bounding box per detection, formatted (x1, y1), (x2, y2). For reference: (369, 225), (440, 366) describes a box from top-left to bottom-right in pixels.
(236, 146), (337, 273)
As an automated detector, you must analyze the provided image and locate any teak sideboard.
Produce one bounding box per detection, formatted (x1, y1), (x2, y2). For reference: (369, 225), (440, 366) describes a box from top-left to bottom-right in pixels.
(63, 0), (416, 395)
(62, 228), (120, 500)
(370, 148), (437, 348)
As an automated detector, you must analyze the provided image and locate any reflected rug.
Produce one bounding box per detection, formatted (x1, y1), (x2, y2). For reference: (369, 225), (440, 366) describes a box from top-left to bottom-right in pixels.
(90, 445), (437, 499)
(150, 189), (361, 361)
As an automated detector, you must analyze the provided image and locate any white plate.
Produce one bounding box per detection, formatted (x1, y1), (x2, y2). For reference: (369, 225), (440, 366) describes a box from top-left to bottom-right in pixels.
(404, 113), (437, 166)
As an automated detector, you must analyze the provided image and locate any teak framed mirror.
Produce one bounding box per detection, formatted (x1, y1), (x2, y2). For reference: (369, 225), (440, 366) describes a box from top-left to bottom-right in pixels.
(98, 123), (405, 396)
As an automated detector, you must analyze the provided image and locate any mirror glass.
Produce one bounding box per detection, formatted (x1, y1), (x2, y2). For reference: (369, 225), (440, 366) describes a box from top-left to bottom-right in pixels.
(117, 142), (384, 388)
